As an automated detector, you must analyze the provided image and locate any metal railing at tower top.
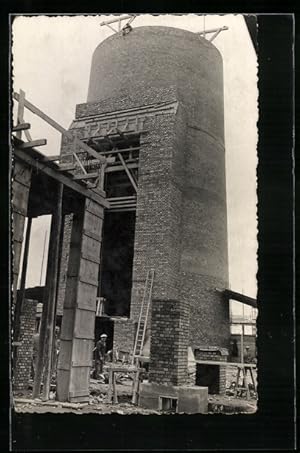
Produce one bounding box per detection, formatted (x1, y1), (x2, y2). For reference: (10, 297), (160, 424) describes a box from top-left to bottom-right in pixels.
(13, 89), (107, 189)
(99, 14), (229, 43)
(196, 25), (229, 42)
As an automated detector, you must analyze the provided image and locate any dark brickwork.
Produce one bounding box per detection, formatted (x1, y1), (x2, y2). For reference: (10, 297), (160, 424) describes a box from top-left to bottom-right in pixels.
(14, 299), (37, 390)
(130, 112), (185, 321)
(76, 86), (177, 119)
(149, 299), (189, 386)
(56, 214), (73, 315)
(112, 318), (136, 357)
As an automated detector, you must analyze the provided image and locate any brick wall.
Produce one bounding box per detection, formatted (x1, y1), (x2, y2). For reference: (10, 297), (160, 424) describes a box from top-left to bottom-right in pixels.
(149, 299), (189, 386)
(14, 299), (37, 390)
(130, 109), (186, 322)
(56, 214), (73, 315)
(112, 318), (136, 357)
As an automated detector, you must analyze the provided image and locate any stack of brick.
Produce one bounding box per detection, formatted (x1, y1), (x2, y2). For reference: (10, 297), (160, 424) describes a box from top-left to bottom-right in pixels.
(149, 299), (189, 386)
(13, 299), (37, 390)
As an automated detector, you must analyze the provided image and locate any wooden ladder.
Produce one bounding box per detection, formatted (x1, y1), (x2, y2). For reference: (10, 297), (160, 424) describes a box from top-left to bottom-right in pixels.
(131, 269), (155, 365)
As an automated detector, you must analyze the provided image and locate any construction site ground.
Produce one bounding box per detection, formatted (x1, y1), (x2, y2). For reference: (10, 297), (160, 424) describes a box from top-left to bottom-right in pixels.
(13, 366), (257, 415)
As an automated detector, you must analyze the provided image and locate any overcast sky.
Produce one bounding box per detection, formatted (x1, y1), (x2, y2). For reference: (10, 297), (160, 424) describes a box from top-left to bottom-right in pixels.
(12, 14), (258, 314)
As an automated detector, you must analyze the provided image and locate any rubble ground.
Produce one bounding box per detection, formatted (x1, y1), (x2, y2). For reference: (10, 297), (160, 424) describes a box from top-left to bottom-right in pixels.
(13, 365), (257, 415)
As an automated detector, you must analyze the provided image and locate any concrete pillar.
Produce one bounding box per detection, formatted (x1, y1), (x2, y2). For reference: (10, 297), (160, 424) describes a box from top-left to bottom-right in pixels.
(57, 198), (104, 402)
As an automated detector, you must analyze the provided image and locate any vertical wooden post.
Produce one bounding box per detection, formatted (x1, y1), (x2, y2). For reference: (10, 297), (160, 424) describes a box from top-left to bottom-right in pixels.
(41, 183), (63, 400)
(13, 217), (32, 345)
(241, 324), (244, 365)
(33, 222), (53, 398)
(33, 184), (63, 398)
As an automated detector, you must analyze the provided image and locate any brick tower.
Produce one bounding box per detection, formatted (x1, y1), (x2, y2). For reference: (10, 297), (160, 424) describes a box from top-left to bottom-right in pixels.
(59, 26), (230, 396)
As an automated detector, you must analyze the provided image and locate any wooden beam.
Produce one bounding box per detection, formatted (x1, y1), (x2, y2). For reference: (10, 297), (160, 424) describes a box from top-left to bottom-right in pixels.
(16, 90), (25, 139)
(58, 164), (76, 172)
(33, 214), (55, 398)
(222, 288), (257, 308)
(195, 360), (256, 368)
(73, 152), (87, 174)
(42, 183), (63, 401)
(107, 196), (136, 201)
(73, 172), (99, 180)
(14, 147), (108, 208)
(13, 92), (106, 164)
(13, 123), (31, 132)
(105, 162), (138, 173)
(16, 89), (32, 141)
(13, 217), (32, 344)
(19, 139), (47, 149)
(117, 152), (138, 192)
(45, 155), (61, 161)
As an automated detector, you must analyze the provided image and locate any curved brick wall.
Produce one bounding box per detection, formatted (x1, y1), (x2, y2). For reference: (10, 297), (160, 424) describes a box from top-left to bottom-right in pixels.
(87, 26), (229, 348)
(87, 26), (223, 138)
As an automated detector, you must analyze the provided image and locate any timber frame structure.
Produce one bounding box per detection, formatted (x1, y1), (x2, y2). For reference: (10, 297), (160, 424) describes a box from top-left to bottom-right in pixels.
(12, 90), (108, 402)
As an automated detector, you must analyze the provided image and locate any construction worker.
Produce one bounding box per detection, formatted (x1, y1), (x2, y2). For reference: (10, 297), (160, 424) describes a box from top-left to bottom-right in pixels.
(244, 346), (251, 363)
(95, 333), (108, 379)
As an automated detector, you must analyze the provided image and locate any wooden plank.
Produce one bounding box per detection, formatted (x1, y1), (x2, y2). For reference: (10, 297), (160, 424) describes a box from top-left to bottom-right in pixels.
(12, 212), (26, 243)
(117, 152), (138, 192)
(107, 207), (136, 213)
(14, 148), (108, 208)
(106, 162), (139, 173)
(13, 241), (22, 275)
(73, 172), (99, 180)
(58, 164), (76, 172)
(13, 92), (106, 163)
(45, 155), (61, 161)
(19, 139), (47, 149)
(73, 152), (87, 174)
(12, 180), (31, 214)
(107, 196), (136, 202)
(33, 214), (55, 398)
(13, 160), (32, 186)
(13, 122), (31, 132)
(16, 89), (25, 139)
